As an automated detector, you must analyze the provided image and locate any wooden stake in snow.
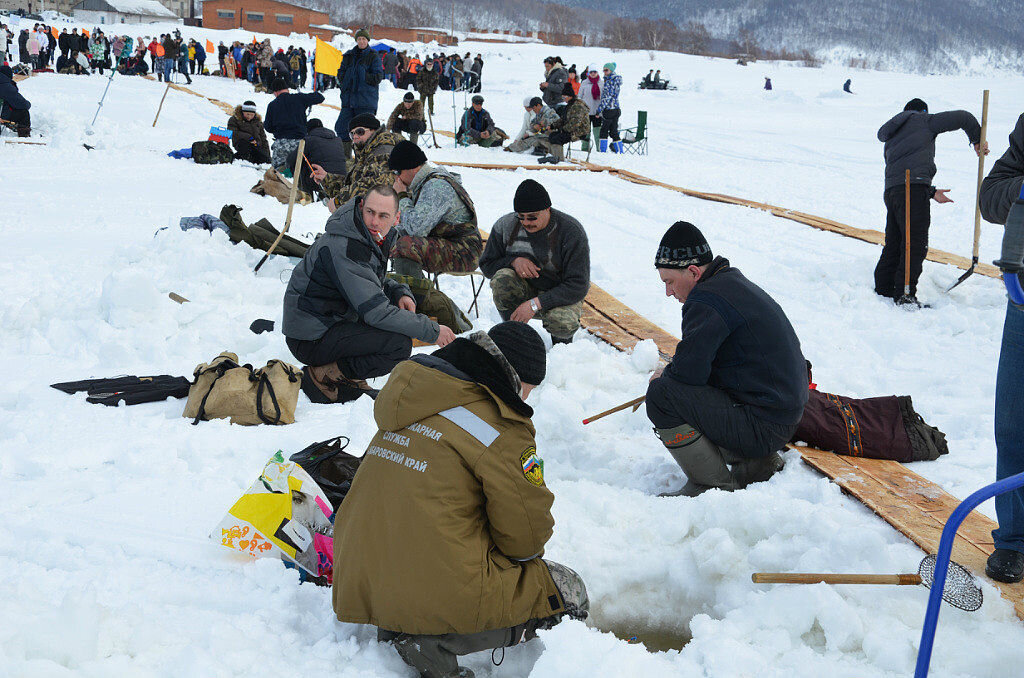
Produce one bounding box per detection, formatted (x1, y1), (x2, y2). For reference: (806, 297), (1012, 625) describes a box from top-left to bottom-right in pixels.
(947, 89), (990, 291)
(582, 395), (646, 424)
(152, 83), (171, 128)
(254, 139), (306, 274)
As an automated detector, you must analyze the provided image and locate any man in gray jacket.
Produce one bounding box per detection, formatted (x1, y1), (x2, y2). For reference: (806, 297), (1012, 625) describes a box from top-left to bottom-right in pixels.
(283, 186), (456, 403)
(874, 98), (986, 304)
(506, 97), (560, 155)
(479, 179), (590, 343)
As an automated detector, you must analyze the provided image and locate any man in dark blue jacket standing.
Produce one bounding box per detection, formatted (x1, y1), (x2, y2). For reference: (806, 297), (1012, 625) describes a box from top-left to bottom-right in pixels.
(264, 77), (325, 170)
(335, 29), (383, 159)
(874, 98), (986, 304)
(645, 222), (808, 497)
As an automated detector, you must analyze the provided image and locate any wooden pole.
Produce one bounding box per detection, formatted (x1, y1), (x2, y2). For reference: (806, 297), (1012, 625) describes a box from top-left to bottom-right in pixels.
(152, 82), (171, 127)
(254, 139), (306, 274)
(971, 90), (990, 265)
(582, 395), (646, 425)
(752, 572), (922, 586)
(168, 292), (190, 304)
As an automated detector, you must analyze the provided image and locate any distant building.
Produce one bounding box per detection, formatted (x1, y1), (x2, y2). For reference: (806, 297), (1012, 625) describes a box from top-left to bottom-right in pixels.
(353, 24), (457, 46)
(2, 0), (186, 18)
(72, 0), (181, 24)
(201, 0), (337, 40)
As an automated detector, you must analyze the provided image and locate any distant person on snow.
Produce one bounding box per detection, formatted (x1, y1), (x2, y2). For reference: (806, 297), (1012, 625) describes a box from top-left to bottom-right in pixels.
(764, 77), (772, 91)
(331, 320), (589, 678)
(646, 222), (808, 496)
(456, 94), (499, 147)
(263, 78), (325, 170)
(843, 78), (852, 94)
(282, 186), (455, 404)
(227, 100), (271, 164)
(977, 113), (1024, 584)
(0, 65), (31, 137)
(334, 28), (383, 159)
(874, 98), (987, 305)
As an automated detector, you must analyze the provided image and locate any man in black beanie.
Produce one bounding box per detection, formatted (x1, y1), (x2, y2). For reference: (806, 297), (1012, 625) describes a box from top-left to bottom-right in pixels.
(312, 113), (399, 208)
(332, 322), (588, 678)
(646, 221), (808, 496)
(263, 78), (325, 170)
(874, 98), (987, 305)
(386, 139), (483, 278)
(479, 179), (590, 343)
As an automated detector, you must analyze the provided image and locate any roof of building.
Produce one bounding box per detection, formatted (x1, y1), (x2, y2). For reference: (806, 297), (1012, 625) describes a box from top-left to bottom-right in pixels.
(202, 0), (327, 14)
(72, 0), (178, 17)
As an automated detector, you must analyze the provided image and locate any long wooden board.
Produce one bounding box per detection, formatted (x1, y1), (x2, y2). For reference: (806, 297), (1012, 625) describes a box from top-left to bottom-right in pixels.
(797, 447), (1024, 619)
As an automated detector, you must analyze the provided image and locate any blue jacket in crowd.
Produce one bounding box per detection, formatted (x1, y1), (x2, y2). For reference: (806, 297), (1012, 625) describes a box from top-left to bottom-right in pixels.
(264, 91), (325, 140)
(337, 45), (383, 111)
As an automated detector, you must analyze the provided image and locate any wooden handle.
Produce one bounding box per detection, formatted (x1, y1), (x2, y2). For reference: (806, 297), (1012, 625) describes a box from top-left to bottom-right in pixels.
(972, 89), (990, 262)
(752, 572), (921, 585)
(254, 140), (306, 274)
(582, 396), (646, 424)
(152, 82), (171, 128)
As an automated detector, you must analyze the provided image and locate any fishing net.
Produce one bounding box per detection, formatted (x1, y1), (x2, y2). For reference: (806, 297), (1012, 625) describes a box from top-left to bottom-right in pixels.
(918, 554), (984, 612)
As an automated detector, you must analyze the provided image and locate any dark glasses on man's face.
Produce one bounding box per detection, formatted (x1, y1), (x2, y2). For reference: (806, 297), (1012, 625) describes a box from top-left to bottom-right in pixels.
(351, 127), (369, 136)
(516, 213), (540, 222)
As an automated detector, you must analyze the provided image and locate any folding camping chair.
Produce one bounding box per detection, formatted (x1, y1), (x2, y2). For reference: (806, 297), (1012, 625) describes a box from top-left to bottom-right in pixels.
(431, 270), (486, 318)
(619, 110), (648, 155)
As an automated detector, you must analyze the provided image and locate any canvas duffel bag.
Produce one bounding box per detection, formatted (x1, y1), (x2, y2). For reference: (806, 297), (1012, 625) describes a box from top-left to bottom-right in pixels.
(183, 352), (302, 425)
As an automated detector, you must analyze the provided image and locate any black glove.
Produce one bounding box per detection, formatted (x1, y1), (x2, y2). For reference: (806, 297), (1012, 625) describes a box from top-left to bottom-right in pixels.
(994, 195), (1024, 273)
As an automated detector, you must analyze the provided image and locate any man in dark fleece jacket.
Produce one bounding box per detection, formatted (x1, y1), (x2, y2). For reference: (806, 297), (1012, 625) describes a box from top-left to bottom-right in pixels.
(0, 65), (31, 136)
(645, 222), (807, 497)
(874, 98), (986, 303)
(283, 186), (455, 404)
(264, 78), (324, 170)
(479, 179), (590, 343)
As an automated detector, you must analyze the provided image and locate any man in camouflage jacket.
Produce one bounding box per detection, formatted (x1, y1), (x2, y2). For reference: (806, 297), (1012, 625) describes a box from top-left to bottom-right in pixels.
(542, 84), (591, 162)
(387, 92), (427, 145)
(313, 114), (398, 207)
(415, 59), (439, 115)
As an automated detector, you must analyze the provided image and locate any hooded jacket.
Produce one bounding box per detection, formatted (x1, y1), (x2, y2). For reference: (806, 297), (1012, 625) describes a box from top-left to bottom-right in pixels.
(542, 63), (568, 107)
(294, 125), (346, 175)
(227, 105), (269, 156)
(264, 91), (325, 140)
(877, 109), (981, 191)
(332, 333), (564, 635)
(338, 45), (383, 111)
(665, 257), (808, 425)
(282, 198), (438, 343)
(981, 113), (1024, 225)
(0, 66), (30, 111)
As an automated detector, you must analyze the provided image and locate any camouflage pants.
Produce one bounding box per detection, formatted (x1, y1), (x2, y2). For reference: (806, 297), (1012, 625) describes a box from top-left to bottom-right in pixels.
(507, 134), (547, 154)
(270, 138), (300, 171)
(490, 268), (583, 340)
(391, 233), (482, 274)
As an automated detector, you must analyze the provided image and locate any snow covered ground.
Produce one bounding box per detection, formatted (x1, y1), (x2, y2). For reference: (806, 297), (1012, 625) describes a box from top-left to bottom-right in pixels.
(3, 24), (1024, 678)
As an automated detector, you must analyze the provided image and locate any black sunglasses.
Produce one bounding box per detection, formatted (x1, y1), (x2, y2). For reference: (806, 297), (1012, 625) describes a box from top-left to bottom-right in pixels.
(516, 213), (540, 222)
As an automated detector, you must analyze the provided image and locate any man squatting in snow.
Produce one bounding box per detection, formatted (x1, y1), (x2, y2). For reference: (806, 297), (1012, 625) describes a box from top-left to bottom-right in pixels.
(646, 222), (809, 496)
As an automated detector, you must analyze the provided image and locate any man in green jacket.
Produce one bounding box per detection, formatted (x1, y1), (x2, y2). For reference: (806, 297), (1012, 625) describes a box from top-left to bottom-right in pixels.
(332, 322), (588, 678)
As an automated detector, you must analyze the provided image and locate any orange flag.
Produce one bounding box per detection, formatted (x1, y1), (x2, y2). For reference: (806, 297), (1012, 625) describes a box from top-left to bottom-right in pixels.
(50, 27), (57, 39)
(82, 29), (90, 38)
(206, 39), (215, 54)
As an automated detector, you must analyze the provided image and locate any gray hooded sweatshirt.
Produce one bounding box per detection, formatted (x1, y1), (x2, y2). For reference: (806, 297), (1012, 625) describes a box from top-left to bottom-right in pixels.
(877, 109), (981, 191)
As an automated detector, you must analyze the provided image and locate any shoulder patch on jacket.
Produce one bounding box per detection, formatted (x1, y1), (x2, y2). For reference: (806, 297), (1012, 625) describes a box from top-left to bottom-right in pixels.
(520, 446), (544, 486)
(346, 238), (373, 263)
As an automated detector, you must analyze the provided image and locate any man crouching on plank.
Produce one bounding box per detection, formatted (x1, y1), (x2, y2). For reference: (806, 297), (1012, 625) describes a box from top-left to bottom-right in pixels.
(646, 221), (809, 496)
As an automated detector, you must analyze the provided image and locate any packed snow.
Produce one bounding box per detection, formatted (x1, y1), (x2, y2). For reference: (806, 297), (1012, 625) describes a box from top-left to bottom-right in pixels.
(3, 19), (1024, 678)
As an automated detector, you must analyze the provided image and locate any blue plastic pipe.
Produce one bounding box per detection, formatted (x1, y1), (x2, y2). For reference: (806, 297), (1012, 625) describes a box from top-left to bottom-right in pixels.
(914, 471), (1024, 677)
(1005, 272), (1024, 305)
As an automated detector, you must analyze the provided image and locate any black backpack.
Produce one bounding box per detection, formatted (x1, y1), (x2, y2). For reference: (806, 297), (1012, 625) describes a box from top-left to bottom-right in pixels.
(289, 437), (362, 513)
(191, 140), (235, 165)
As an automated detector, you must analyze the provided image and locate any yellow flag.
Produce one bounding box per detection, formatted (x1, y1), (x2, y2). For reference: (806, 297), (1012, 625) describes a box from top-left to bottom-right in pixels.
(314, 37), (343, 76)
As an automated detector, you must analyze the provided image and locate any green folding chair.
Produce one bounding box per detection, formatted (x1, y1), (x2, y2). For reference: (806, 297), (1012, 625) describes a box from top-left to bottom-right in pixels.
(620, 110), (648, 155)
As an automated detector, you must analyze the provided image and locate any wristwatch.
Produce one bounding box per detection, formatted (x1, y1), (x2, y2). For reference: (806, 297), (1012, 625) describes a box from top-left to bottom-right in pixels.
(530, 299), (540, 312)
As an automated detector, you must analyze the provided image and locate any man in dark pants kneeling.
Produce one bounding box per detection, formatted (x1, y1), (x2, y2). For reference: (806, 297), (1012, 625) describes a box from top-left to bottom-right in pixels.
(646, 222), (809, 496)
(332, 322), (588, 678)
(283, 186), (455, 403)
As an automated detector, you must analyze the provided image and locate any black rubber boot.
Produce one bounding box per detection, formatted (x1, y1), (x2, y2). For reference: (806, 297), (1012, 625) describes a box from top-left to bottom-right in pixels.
(391, 634), (474, 678)
(986, 548), (1024, 583)
(731, 452), (785, 489)
(655, 424), (738, 497)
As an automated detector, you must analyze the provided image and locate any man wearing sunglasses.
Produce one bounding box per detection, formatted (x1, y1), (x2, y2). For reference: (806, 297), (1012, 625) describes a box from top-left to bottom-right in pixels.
(312, 113), (398, 210)
(479, 180), (590, 344)
(387, 140), (483, 279)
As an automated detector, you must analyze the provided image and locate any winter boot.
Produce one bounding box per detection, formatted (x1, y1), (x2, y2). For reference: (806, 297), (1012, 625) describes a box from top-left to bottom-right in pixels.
(391, 634), (473, 678)
(392, 256), (425, 279)
(654, 424), (739, 497)
(300, 363), (342, 403)
(537, 155), (557, 165)
(613, 140), (624, 153)
(986, 549), (1024, 583)
(550, 144), (565, 163)
(598, 138), (608, 153)
(731, 452), (785, 489)
(342, 140), (353, 160)
(17, 126), (31, 138)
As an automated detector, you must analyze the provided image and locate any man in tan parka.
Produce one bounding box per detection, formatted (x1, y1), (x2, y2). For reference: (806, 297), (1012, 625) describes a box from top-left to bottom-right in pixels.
(332, 321), (588, 678)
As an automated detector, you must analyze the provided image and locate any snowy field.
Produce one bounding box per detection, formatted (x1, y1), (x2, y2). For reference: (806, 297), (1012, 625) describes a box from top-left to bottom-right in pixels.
(3, 21), (1024, 678)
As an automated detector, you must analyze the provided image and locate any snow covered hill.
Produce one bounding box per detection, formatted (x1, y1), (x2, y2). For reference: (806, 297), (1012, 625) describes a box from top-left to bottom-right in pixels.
(3, 22), (1024, 678)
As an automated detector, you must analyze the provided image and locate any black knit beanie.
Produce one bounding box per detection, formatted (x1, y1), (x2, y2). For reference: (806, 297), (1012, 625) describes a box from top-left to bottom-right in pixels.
(348, 113), (380, 131)
(388, 140), (428, 171)
(513, 179), (551, 213)
(271, 77), (288, 92)
(655, 221), (713, 268)
(561, 82), (576, 98)
(488, 322), (546, 385)
(403, 91), (415, 101)
(904, 98), (928, 113)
